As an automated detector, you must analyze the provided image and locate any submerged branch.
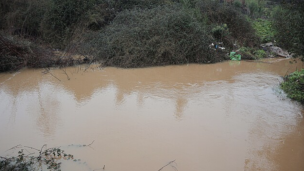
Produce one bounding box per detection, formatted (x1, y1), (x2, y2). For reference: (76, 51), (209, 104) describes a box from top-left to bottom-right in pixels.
(158, 160), (176, 171)
(62, 69), (70, 80)
(43, 68), (61, 82)
(5, 144), (22, 152)
(87, 140), (95, 147)
(24, 146), (40, 152)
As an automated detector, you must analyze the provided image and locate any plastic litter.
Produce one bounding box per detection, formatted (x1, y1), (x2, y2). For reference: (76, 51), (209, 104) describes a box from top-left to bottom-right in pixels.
(230, 52), (241, 61)
(209, 43), (225, 50)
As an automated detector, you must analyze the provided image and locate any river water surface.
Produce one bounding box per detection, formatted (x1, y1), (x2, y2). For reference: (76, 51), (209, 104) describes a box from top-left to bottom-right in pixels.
(0, 58), (304, 171)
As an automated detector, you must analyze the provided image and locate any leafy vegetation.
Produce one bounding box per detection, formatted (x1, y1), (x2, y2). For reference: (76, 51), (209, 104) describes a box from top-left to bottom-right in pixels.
(253, 49), (267, 59)
(238, 46), (266, 59)
(0, 146), (73, 171)
(199, 0), (259, 48)
(252, 19), (275, 43)
(0, 142), (96, 171)
(281, 69), (304, 103)
(247, 0), (265, 18)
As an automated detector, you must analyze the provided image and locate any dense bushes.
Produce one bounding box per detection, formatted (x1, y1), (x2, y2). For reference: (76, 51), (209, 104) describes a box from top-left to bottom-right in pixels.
(272, 2), (304, 57)
(0, 0), (114, 47)
(88, 5), (222, 67)
(0, 34), (54, 72)
(0, 0), (49, 36)
(0, 35), (27, 71)
(247, 0), (265, 18)
(198, 1), (259, 47)
(110, 0), (177, 10)
(84, 1), (261, 67)
(3, 0), (298, 70)
(41, 0), (110, 47)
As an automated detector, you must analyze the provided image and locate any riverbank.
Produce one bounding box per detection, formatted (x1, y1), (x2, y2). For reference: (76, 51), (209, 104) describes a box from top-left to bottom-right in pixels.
(0, 0), (264, 71)
(1, 0), (304, 104)
(1, 0), (303, 71)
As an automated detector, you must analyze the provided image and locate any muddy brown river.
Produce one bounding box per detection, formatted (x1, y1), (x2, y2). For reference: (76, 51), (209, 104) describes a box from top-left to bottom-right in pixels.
(0, 58), (304, 171)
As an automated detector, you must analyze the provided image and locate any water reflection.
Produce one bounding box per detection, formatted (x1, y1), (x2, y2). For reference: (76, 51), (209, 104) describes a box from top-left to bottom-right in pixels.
(35, 84), (61, 137)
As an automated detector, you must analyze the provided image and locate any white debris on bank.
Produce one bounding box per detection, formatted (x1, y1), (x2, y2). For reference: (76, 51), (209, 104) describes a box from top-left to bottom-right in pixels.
(260, 42), (292, 58)
(209, 42), (225, 50)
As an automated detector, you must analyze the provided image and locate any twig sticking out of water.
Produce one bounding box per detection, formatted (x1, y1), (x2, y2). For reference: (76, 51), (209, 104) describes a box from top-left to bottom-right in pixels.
(158, 160), (176, 171)
(25, 152), (35, 157)
(87, 140), (95, 147)
(284, 67), (291, 77)
(39, 144), (47, 157)
(24, 146), (40, 152)
(62, 68), (70, 80)
(43, 68), (61, 82)
(93, 165), (105, 171)
(67, 140), (95, 148)
(5, 144), (22, 152)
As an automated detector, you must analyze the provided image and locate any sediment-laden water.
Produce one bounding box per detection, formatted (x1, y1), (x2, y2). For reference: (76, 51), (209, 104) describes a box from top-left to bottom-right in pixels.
(0, 58), (303, 171)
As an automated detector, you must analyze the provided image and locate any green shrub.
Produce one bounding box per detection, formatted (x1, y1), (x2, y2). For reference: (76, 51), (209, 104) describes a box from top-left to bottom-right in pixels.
(0, 0), (50, 36)
(233, 0), (242, 8)
(198, 1), (259, 47)
(41, 0), (103, 48)
(0, 148), (72, 171)
(211, 24), (229, 41)
(239, 46), (255, 59)
(238, 46), (266, 59)
(0, 33), (54, 72)
(243, 0), (266, 18)
(111, 0), (176, 10)
(281, 69), (304, 103)
(88, 4), (219, 68)
(81, 0), (177, 31)
(81, 3), (116, 31)
(252, 19), (275, 43)
(253, 49), (266, 58)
